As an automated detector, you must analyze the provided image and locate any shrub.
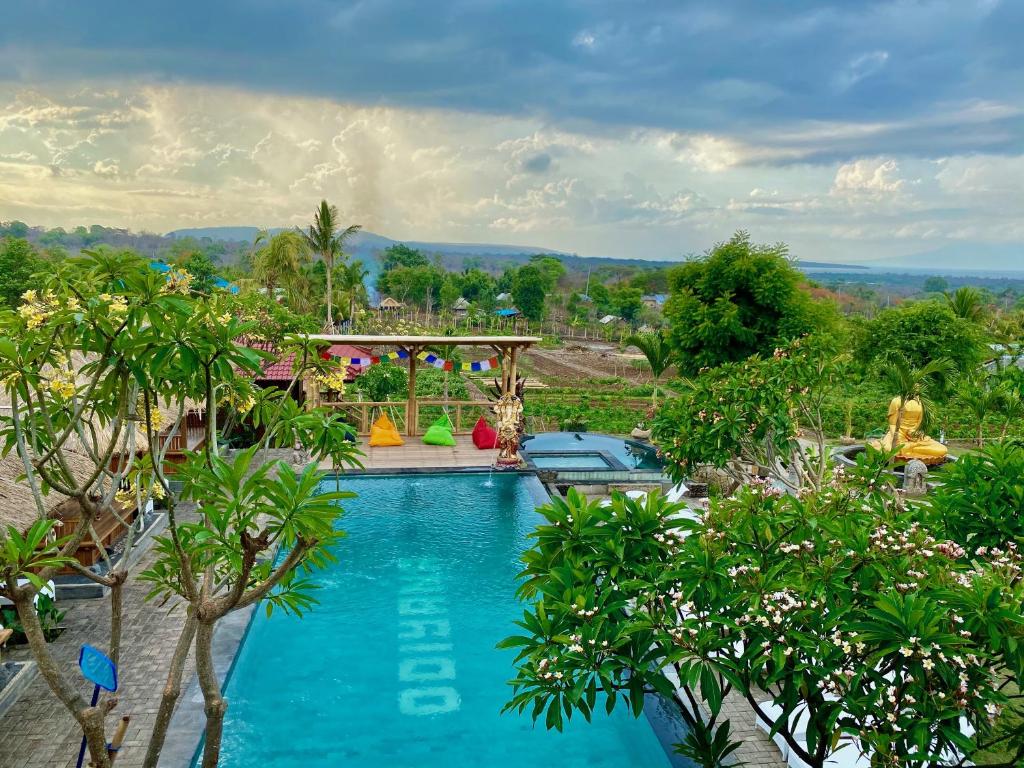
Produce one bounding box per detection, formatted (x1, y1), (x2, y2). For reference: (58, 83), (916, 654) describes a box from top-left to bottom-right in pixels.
(927, 442), (1024, 551)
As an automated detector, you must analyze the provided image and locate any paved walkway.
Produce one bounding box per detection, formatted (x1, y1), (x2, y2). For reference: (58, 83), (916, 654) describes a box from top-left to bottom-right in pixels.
(338, 434), (498, 471)
(0, 541), (194, 768)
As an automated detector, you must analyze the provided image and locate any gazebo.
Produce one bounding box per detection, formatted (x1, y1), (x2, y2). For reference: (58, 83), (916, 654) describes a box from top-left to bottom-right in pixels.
(304, 335), (540, 464)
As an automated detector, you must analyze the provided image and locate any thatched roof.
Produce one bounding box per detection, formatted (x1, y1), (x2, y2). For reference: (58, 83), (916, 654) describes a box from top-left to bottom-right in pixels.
(378, 296), (403, 309)
(0, 353), (196, 532)
(0, 452), (98, 534)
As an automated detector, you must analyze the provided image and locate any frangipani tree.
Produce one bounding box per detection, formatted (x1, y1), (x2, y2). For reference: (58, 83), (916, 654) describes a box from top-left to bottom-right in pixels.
(654, 337), (840, 492)
(503, 451), (1024, 767)
(0, 251), (360, 768)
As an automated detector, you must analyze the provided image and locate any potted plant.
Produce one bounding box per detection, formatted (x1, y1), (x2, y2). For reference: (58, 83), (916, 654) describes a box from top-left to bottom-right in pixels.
(0, 594), (66, 644)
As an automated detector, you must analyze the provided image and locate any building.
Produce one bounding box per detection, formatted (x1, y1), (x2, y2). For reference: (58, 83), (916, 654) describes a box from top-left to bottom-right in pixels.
(451, 297), (471, 316)
(641, 294), (668, 310)
(377, 296), (404, 312)
(247, 341), (372, 403)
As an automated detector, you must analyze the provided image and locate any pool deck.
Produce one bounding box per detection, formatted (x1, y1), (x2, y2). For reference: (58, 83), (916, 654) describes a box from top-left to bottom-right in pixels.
(332, 434), (499, 471)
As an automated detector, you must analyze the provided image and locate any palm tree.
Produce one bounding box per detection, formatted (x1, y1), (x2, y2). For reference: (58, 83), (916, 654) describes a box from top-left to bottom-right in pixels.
(956, 374), (1001, 447)
(299, 200), (361, 331)
(945, 286), (986, 323)
(624, 330), (674, 409)
(252, 230), (311, 308)
(334, 260), (369, 330)
(880, 353), (955, 457)
(998, 383), (1024, 439)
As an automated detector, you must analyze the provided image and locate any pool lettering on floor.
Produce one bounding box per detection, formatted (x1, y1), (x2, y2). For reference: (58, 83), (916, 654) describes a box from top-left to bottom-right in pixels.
(397, 557), (460, 716)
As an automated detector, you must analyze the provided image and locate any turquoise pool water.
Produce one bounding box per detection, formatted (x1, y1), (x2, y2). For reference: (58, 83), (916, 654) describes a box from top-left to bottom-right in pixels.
(530, 452), (615, 470)
(209, 473), (677, 767)
(522, 432), (664, 471)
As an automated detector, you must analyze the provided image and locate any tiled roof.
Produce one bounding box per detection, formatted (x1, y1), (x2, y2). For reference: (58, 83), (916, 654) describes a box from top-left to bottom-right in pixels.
(254, 343), (372, 383)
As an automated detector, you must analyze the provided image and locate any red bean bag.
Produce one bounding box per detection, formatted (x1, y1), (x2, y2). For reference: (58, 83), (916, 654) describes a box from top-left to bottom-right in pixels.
(472, 416), (498, 449)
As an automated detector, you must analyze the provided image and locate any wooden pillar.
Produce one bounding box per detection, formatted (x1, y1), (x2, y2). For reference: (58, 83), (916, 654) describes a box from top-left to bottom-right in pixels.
(501, 347), (512, 395)
(407, 346), (418, 436)
(509, 346), (518, 397)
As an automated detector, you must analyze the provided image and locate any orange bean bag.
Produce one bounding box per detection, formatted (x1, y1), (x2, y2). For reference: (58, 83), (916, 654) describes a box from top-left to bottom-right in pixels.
(368, 413), (404, 447)
(471, 416), (498, 449)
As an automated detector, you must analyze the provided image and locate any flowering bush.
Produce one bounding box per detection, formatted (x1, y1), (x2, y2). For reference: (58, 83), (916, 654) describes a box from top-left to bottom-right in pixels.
(502, 452), (1024, 767)
(653, 337), (841, 491)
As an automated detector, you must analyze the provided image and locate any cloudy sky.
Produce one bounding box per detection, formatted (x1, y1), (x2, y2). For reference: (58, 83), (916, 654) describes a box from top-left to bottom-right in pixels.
(1, 1), (1023, 266)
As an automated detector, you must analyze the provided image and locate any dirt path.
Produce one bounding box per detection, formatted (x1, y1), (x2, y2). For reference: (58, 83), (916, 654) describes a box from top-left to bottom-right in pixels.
(524, 347), (649, 384)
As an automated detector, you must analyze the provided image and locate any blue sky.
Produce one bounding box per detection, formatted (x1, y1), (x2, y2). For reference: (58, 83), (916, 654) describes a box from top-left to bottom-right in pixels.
(1, 1), (1022, 266)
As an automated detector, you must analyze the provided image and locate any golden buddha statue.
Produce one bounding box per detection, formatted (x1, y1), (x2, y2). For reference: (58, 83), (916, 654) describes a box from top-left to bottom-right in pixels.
(868, 396), (948, 465)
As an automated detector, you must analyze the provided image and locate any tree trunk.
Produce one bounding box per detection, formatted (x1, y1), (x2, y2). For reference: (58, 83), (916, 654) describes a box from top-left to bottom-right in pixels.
(196, 621), (227, 768)
(108, 574), (126, 666)
(143, 615), (198, 768)
(11, 588), (112, 767)
(324, 253), (333, 330)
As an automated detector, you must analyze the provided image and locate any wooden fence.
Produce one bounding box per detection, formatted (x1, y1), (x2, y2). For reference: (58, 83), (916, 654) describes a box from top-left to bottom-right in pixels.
(321, 399), (492, 435)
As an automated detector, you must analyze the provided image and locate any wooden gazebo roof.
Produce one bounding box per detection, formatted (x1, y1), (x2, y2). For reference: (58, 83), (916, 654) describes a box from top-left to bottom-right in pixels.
(305, 335), (541, 348)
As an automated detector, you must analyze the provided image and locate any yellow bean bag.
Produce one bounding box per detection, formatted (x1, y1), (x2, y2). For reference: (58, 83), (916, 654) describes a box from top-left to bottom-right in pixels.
(369, 413), (404, 447)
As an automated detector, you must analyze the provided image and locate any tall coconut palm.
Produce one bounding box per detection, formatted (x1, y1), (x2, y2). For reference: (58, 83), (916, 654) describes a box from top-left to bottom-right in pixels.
(880, 352), (955, 458)
(624, 330), (674, 409)
(334, 260), (369, 330)
(299, 200), (361, 331)
(252, 230), (311, 309)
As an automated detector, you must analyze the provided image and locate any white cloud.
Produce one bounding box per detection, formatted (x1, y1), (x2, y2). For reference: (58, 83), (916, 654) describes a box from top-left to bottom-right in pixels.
(831, 158), (904, 196)
(0, 83), (1023, 263)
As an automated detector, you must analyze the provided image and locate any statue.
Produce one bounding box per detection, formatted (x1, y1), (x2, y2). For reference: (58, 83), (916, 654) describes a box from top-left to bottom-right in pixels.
(494, 392), (524, 469)
(868, 397), (948, 465)
(902, 459), (929, 496)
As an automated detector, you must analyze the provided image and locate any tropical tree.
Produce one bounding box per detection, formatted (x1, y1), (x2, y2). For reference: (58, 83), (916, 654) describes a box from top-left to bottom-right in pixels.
(251, 229), (311, 309)
(334, 260), (369, 329)
(0, 251), (360, 768)
(955, 373), (1001, 446)
(0, 236), (44, 308)
(662, 232), (837, 374)
(879, 352), (955, 450)
(945, 285), (987, 323)
(299, 200), (361, 330)
(513, 265), (546, 322)
(503, 459), (1024, 767)
(624, 331), (674, 408)
(654, 337), (840, 492)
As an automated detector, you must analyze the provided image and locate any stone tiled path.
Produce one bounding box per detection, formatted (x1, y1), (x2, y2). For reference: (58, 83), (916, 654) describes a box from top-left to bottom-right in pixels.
(0, 543), (194, 768)
(335, 434), (498, 471)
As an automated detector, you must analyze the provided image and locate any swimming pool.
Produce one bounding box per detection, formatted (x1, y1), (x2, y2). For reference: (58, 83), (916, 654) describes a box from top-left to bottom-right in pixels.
(528, 452), (618, 470)
(207, 473), (679, 767)
(521, 432), (663, 471)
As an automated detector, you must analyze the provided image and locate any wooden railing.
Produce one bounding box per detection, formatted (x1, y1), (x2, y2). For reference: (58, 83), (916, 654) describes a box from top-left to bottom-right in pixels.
(321, 399), (491, 435)
(414, 400), (493, 435)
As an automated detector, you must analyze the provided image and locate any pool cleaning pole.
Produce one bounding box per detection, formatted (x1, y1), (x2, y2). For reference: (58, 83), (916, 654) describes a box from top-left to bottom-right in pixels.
(74, 683), (100, 768)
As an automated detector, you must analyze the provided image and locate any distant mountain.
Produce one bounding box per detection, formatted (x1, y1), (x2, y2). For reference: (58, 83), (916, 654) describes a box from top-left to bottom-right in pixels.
(167, 226), (864, 273)
(864, 243), (1024, 276)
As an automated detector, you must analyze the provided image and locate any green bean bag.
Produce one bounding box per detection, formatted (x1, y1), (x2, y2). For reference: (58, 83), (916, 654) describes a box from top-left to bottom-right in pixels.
(422, 415), (457, 447)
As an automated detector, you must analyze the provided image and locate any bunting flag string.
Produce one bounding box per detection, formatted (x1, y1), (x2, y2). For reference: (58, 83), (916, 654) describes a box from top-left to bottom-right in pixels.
(416, 351), (500, 373)
(333, 349), (409, 366)
(327, 347), (500, 373)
